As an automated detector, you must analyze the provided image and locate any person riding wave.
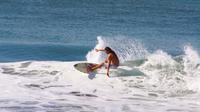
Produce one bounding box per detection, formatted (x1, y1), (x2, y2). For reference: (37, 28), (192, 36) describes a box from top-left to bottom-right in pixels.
(90, 47), (119, 77)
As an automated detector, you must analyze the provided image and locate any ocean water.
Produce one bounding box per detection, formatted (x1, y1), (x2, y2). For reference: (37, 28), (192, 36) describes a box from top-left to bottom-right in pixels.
(0, 0), (200, 112)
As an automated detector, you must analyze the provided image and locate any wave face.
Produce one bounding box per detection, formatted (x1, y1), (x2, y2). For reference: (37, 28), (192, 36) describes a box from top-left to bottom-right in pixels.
(0, 45), (200, 112)
(87, 37), (200, 96)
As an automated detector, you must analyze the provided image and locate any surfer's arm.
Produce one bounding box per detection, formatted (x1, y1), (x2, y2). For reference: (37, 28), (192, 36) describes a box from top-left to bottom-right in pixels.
(95, 49), (106, 52)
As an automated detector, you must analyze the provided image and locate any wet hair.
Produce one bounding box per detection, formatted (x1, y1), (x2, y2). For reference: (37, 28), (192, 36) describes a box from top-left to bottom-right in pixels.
(105, 46), (119, 62)
(105, 47), (114, 54)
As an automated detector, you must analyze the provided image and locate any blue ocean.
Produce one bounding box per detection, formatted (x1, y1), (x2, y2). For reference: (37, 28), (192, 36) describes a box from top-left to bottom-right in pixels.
(0, 0), (200, 112)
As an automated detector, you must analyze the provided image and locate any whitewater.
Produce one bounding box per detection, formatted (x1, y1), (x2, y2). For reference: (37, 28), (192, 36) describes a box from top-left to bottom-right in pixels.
(0, 37), (200, 112)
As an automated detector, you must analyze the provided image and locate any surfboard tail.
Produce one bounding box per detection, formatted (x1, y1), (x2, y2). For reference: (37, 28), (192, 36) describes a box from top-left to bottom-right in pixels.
(74, 63), (98, 74)
(86, 63), (92, 73)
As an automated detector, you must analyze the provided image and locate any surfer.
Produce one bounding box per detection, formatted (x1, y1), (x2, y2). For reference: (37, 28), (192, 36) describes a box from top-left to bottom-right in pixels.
(90, 47), (119, 77)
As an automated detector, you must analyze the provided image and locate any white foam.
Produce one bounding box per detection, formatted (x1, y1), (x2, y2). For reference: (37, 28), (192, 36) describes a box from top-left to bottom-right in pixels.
(183, 45), (200, 76)
(137, 46), (200, 96)
(183, 46), (200, 92)
(1, 43), (200, 111)
(0, 60), (200, 111)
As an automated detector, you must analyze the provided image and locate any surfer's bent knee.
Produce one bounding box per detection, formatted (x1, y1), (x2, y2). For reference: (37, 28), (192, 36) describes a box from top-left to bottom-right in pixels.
(105, 58), (108, 63)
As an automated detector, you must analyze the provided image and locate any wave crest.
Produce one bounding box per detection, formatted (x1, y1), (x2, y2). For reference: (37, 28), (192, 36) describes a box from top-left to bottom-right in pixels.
(138, 45), (200, 96)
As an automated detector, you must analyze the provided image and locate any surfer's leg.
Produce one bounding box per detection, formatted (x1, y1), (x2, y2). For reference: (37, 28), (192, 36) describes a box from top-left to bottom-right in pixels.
(91, 62), (104, 70)
(105, 58), (108, 63)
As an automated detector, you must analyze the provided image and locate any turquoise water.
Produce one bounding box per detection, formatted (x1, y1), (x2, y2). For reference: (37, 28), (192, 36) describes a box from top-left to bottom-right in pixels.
(0, 0), (199, 62)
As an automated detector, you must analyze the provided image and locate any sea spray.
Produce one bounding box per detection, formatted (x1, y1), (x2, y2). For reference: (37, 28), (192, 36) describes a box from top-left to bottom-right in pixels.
(183, 46), (200, 92)
(86, 36), (105, 63)
(86, 36), (149, 63)
(183, 45), (200, 76)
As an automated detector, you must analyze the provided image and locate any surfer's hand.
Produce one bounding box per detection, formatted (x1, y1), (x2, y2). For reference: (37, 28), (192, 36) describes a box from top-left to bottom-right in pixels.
(95, 49), (99, 52)
(107, 73), (110, 77)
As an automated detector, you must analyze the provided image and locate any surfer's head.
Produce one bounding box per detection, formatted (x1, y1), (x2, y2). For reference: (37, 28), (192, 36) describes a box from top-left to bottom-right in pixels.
(105, 47), (114, 54)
